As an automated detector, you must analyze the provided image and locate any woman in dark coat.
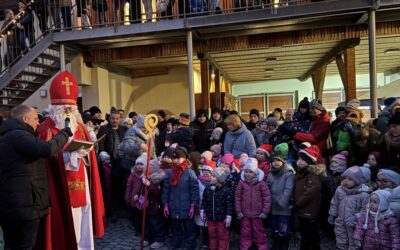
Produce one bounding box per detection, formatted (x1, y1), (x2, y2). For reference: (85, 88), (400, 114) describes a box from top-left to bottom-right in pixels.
(190, 109), (214, 153)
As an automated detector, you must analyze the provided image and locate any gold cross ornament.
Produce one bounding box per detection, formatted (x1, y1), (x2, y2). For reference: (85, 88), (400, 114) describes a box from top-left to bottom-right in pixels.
(61, 77), (73, 95)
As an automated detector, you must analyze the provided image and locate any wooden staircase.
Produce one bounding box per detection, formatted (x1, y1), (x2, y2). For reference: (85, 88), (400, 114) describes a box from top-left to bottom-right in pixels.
(0, 34), (76, 109)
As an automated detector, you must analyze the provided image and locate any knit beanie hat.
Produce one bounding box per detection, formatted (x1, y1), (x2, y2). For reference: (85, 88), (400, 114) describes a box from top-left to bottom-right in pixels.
(136, 153), (148, 166)
(135, 114), (145, 128)
(210, 144), (222, 157)
(174, 147), (189, 159)
(212, 168), (229, 184)
(298, 97), (310, 110)
(157, 110), (166, 119)
(249, 109), (260, 118)
(239, 153), (249, 167)
(82, 113), (92, 124)
(196, 109), (208, 119)
(310, 99), (326, 111)
(346, 99), (361, 110)
(99, 151), (110, 162)
(388, 112), (400, 126)
(162, 148), (175, 159)
(211, 108), (221, 115)
(89, 106), (102, 116)
(271, 153), (286, 164)
(244, 158), (258, 173)
(274, 143), (289, 158)
(299, 142), (312, 150)
(384, 97), (397, 108)
(166, 118), (179, 126)
(220, 153), (234, 165)
(331, 151), (348, 166)
(377, 169), (400, 186)
(179, 113), (190, 126)
(202, 159), (217, 172)
(369, 151), (380, 161)
(257, 144), (273, 158)
(266, 117), (278, 127)
(342, 166), (363, 185)
(298, 145), (320, 164)
(210, 127), (223, 141)
(149, 159), (160, 174)
(335, 106), (347, 115)
(201, 151), (213, 161)
(360, 166), (371, 182)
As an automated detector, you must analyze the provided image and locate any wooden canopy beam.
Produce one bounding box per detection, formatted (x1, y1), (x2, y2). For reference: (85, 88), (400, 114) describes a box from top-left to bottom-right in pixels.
(335, 48), (357, 102)
(299, 38), (360, 81)
(131, 67), (169, 78)
(214, 69), (221, 109)
(311, 65), (326, 101)
(200, 56), (210, 110)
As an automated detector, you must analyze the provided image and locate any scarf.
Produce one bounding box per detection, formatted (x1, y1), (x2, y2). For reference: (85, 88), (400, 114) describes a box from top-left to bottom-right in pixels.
(198, 174), (211, 185)
(171, 160), (190, 186)
(270, 165), (286, 175)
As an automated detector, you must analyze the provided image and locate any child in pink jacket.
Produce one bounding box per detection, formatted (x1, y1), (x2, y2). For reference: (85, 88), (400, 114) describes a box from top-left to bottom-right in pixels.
(354, 189), (400, 250)
(235, 158), (271, 250)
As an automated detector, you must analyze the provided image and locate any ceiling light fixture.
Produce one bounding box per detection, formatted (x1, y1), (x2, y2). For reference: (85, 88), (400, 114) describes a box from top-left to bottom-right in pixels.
(211, 68), (216, 80)
(264, 68), (274, 74)
(384, 48), (400, 54)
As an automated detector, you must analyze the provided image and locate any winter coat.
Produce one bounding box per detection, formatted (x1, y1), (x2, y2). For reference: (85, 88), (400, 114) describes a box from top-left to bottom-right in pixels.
(378, 133), (400, 172)
(390, 186), (400, 220)
(251, 127), (268, 147)
(267, 166), (295, 216)
(190, 120), (213, 153)
(119, 125), (156, 170)
(0, 119), (69, 221)
(328, 186), (369, 223)
(293, 111), (311, 133)
(147, 170), (166, 215)
(225, 172), (240, 196)
(170, 127), (194, 152)
(125, 173), (145, 209)
(195, 178), (209, 226)
(155, 120), (167, 156)
(97, 124), (126, 160)
(294, 112), (331, 156)
(376, 110), (392, 134)
(294, 164), (325, 219)
(321, 170), (342, 198)
(354, 211), (400, 250)
(235, 172), (271, 218)
(258, 161), (270, 181)
(161, 168), (199, 219)
(224, 123), (256, 158)
(201, 184), (233, 222)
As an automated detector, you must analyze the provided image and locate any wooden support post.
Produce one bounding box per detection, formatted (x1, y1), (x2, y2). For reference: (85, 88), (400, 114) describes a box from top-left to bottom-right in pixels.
(311, 66), (326, 101)
(200, 58), (210, 110)
(344, 47), (356, 102)
(336, 49), (357, 103)
(214, 69), (221, 109)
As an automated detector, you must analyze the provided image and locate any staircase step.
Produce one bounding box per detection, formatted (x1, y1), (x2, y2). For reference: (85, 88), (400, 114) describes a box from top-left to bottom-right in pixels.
(3, 87), (36, 92)
(21, 71), (52, 78)
(11, 79), (43, 85)
(30, 61), (59, 70)
(1, 96), (27, 100)
(39, 53), (59, 61)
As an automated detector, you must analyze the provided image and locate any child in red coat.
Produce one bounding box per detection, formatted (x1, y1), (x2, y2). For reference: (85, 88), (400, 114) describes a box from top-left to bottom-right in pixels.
(255, 144), (273, 181)
(235, 158), (272, 250)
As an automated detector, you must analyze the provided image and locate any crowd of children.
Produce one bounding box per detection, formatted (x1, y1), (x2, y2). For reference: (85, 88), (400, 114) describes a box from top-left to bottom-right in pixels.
(106, 97), (400, 249)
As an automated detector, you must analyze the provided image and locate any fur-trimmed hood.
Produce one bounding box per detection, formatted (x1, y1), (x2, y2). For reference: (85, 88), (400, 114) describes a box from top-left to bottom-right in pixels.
(307, 163), (326, 176)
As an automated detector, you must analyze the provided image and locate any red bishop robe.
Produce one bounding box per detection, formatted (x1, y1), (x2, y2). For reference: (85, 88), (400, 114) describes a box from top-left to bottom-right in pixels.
(35, 117), (105, 250)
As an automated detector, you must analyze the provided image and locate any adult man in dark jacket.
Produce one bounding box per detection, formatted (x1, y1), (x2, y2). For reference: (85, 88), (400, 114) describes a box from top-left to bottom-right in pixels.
(97, 111), (126, 218)
(190, 109), (213, 153)
(0, 105), (71, 249)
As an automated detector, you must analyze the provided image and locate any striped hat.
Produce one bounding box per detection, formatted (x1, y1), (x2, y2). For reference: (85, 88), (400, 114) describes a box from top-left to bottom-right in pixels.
(310, 99), (325, 111)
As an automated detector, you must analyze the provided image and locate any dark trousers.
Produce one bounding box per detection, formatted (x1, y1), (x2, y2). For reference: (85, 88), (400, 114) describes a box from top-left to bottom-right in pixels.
(110, 161), (126, 217)
(2, 219), (40, 250)
(130, 0), (142, 22)
(61, 6), (72, 28)
(298, 217), (320, 250)
(170, 218), (197, 249)
(145, 214), (166, 243)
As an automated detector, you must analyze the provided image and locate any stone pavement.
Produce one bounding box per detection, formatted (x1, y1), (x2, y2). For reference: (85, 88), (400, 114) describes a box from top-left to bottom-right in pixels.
(95, 218), (336, 250)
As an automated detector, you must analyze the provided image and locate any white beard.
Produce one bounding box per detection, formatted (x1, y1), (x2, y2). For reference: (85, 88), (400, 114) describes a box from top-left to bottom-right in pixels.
(48, 105), (82, 135)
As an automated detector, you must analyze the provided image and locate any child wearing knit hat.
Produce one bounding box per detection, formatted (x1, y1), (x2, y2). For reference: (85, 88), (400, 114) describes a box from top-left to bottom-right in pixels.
(328, 166), (369, 250)
(256, 144), (273, 181)
(235, 158), (271, 249)
(200, 168), (233, 250)
(324, 151), (349, 197)
(354, 190), (400, 250)
(195, 160), (216, 249)
(125, 153), (150, 233)
(267, 153), (296, 249)
(295, 145), (325, 250)
(219, 153), (240, 196)
(210, 143), (222, 163)
(376, 169), (400, 190)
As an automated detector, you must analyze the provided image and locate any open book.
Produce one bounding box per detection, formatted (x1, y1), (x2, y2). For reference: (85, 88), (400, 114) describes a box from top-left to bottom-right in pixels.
(64, 134), (106, 152)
